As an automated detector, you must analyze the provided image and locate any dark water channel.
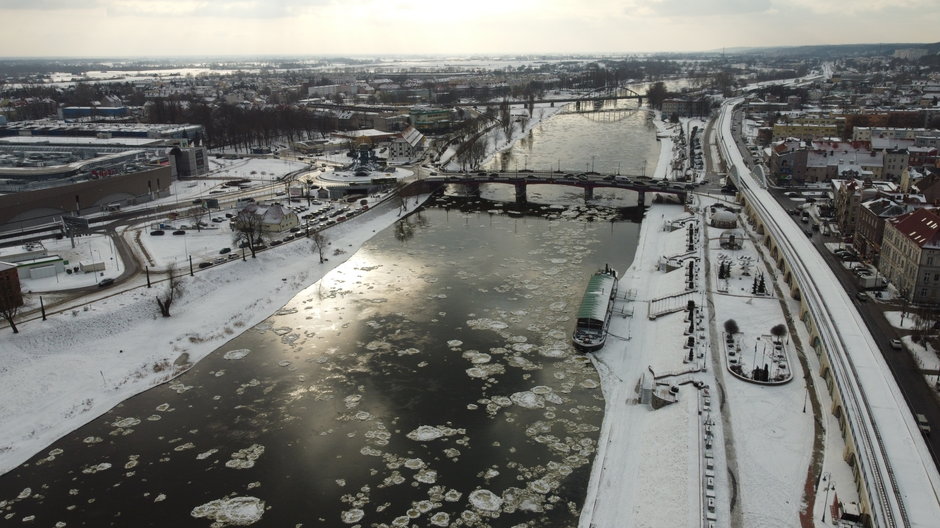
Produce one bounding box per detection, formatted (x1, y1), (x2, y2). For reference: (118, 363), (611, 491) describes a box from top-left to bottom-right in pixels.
(0, 195), (642, 528)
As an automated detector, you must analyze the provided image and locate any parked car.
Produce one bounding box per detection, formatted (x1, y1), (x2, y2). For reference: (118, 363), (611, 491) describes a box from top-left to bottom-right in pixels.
(150, 230), (165, 236)
(219, 247), (232, 254)
(97, 278), (115, 288)
(855, 291), (869, 302)
(917, 413), (931, 436)
(173, 230), (185, 236)
(198, 262), (212, 269)
(890, 339), (903, 350)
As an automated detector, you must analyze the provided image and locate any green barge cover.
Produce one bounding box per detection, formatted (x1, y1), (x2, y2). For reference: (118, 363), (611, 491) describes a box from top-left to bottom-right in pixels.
(576, 273), (617, 325)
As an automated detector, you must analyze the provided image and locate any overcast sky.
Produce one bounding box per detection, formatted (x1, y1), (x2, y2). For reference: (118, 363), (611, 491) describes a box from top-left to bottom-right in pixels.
(1, 0), (937, 58)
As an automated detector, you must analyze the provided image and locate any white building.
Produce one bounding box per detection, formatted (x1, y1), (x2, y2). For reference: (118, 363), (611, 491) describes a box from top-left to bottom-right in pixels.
(389, 126), (425, 161)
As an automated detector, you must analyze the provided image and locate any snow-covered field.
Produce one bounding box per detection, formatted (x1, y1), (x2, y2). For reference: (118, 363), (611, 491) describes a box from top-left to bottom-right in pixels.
(4, 234), (123, 294)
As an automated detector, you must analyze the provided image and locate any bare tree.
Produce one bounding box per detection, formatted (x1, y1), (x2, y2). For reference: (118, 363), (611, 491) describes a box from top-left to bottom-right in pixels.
(311, 230), (329, 264)
(189, 207), (207, 232)
(0, 299), (21, 334)
(912, 306), (936, 344)
(232, 210), (265, 258)
(156, 264), (184, 317)
(499, 99), (513, 139)
(395, 180), (409, 215)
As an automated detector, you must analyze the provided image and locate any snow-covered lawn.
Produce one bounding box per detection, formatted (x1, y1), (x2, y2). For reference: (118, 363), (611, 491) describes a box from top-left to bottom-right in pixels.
(885, 310), (924, 331)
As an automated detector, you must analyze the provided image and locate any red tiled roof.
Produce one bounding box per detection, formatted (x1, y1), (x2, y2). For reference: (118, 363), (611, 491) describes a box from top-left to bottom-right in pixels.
(890, 208), (940, 248)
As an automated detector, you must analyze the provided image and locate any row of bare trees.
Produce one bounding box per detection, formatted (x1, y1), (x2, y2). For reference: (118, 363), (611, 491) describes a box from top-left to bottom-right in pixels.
(147, 100), (336, 152)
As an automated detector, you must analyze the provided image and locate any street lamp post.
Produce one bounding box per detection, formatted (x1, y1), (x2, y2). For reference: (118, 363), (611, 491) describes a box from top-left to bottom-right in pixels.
(821, 473), (832, 522)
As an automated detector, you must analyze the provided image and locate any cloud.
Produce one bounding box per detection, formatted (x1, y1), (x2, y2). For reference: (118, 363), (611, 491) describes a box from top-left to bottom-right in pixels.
(778, 0), (940, 15)
(1, 0), (101, 8)
(647, 0), (772, 17)
(102, 0), (332, 18)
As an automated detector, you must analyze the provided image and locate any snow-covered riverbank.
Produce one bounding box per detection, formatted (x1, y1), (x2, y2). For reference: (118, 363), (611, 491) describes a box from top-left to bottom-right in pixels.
(0, 196), (429, 474)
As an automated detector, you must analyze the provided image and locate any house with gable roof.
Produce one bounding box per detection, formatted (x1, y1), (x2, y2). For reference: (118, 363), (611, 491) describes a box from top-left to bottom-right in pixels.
(234, 203), (299, 234)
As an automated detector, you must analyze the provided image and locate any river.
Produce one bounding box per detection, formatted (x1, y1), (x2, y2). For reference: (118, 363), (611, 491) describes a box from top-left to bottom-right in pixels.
(0, 97), (661, 528)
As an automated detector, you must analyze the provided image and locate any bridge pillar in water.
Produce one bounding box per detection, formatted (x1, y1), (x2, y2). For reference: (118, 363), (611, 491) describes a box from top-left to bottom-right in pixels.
(514, 182), (527, 204)
(584, 186), (594, 201)
(637, 191), (645, 207)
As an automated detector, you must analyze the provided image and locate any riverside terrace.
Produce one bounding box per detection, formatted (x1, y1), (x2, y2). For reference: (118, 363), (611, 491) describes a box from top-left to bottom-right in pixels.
(422, 172), (691, 205)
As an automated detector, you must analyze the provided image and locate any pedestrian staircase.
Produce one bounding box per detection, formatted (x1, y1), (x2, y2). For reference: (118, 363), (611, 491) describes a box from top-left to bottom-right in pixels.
(648, 290), (696, 319)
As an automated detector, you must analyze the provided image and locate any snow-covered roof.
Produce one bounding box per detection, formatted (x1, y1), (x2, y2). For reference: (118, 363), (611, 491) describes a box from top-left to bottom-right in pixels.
(399, 126), (424, 148)
(710, 210), (737, 223)
(861, 197), (913, 218)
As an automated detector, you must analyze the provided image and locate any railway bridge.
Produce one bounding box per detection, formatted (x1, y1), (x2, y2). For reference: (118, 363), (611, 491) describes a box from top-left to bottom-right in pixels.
(718, 98), (940, 528)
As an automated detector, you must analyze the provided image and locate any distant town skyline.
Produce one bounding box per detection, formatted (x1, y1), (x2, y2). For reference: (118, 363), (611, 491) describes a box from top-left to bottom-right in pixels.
(0, 0), (938, 58)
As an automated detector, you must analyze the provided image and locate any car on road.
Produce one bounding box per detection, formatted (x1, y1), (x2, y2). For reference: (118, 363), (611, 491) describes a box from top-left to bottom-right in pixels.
(219, 247), (232, 254)
(890, 339), (903, 350)
(150, 230), (165, 236)
(917, 413), (931, 436)
(198, 262), (212, 269)
(173, 230), (185, 235)
(855, 291), (869, 302)
(97, 278), (115, 288)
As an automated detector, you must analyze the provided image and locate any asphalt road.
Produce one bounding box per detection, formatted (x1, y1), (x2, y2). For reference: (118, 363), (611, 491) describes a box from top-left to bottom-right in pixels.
(769, 187), (940, 464)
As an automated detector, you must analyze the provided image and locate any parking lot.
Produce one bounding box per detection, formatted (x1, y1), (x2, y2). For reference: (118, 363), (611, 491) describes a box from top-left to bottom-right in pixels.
(136, 197), (374, 270)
